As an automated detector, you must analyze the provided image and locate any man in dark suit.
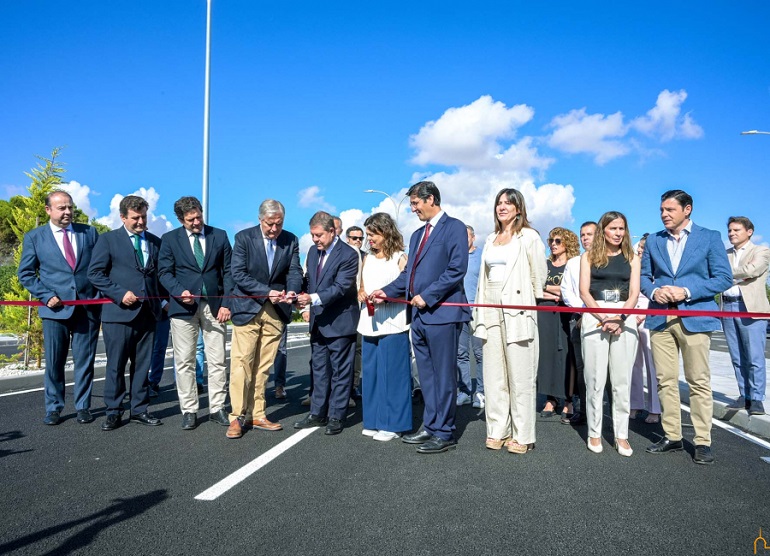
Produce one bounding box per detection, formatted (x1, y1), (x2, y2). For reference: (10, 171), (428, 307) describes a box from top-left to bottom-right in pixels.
(641, 189), (732, 464)
(225, 199), (302, 439)
(88, 195), (165, 431)
(18, 190), (101, 425)
(373, 181), (470, 453)
(158, 196), (234, 430)
(294, 211), (360, 435)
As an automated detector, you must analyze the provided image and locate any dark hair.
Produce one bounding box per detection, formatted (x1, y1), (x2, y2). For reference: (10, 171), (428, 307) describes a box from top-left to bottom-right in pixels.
(407, 181), (441, 206)
(493, 188), (532, 234)
(309, 211), (335, 231)
(588, 211), (634, 267)
(173, 196), (203, 221)
(661, 189), (693, 211)
(580, 221), (597, 231)
(45, 190), (73, 207)
(727, 216), (754, 232)
(119, 195), (149, 217)
(345, 226), (363, 237)
(363, 212), (404, 260)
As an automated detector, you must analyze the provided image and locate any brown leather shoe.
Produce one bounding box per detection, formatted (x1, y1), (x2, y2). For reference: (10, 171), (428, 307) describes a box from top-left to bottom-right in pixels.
(274, 386), (287, 399)
(226, 417), (244, 439)
(252, 417), (283, 431)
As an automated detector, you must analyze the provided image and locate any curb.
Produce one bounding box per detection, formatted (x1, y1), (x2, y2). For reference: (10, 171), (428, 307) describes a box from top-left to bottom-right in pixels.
(678, 382), (770, 441)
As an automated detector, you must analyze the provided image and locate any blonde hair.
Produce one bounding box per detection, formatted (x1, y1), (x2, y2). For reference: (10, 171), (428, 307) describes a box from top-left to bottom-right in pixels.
(548, 227), (580, 260)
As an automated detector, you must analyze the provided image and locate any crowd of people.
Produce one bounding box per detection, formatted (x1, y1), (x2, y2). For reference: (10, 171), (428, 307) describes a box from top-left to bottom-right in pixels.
(17, 183), (770, 464)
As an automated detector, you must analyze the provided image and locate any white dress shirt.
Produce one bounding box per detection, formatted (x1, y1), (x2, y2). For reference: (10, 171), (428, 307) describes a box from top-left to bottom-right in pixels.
(49, 221), (78, 260)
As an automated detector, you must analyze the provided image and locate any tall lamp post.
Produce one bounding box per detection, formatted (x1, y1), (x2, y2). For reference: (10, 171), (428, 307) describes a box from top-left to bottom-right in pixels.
(741, 130), (770, 135)
(364, 189), (408, 226)
(201, 0), (213, 216)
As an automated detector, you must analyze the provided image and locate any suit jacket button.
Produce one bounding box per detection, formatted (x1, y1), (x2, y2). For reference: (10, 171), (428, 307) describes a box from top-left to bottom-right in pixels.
(516, 290), (520, 294)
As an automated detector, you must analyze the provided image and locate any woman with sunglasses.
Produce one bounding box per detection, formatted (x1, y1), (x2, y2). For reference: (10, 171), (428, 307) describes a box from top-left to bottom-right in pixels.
(579, 211), (640, 456)
(536, 228), (580, 420)
(472, 188), (546, 453)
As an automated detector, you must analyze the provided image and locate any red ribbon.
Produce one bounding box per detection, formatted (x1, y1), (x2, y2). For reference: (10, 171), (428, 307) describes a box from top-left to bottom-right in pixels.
(3, 294), (769, 319)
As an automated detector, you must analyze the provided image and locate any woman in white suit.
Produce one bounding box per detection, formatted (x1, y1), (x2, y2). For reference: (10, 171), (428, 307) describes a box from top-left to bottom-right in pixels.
(473, 188), (547, 454)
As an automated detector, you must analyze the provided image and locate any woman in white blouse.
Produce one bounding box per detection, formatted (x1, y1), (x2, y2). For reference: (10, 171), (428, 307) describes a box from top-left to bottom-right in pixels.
(473, 189), (547, 453)
(357, 213), (412, 442)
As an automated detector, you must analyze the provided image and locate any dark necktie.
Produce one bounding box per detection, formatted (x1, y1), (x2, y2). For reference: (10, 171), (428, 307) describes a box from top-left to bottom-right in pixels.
(409, 223), (431, 295)
(193, 233), (207, 295)
(133, 234), (145, 267)
(60, 229), (76, 270)
(316, 250), (326, 281)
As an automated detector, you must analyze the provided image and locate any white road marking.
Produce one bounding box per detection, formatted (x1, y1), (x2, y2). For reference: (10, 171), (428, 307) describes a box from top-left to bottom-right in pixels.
(195, 427), (320, 501)
(677, 401), (770, 451)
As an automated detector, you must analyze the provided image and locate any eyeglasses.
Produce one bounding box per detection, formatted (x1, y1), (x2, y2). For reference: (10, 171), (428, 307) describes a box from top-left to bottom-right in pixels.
(547, 238), (562, 245)
(348, 236), (364, 241)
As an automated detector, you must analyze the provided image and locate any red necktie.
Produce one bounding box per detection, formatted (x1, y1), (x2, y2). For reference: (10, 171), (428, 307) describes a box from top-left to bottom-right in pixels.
(61, 229), (76, 270)
(316, 250), (326, 281)
(409, 223), (431, 295)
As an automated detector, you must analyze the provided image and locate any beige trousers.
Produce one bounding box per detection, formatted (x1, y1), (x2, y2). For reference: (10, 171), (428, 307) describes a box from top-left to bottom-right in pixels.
(170, 300), (228, 414)
(481, 282), (538, 444)
(581, 302), (638, 441)
(650, 316), (713, 445)
(229, 302), (284, 422)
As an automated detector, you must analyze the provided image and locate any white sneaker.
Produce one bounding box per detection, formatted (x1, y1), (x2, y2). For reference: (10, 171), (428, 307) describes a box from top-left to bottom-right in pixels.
(373, 430), (401, 442)
(362, 428), (378, 437)
(472, 392), (486, 409)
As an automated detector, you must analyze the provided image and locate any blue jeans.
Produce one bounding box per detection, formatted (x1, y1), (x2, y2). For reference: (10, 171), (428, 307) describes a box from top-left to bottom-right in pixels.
(195, 329), (205, 385)
(457, 321), (484, 394)
(722, 299), (767, 401)
(148, 315), (171, 386)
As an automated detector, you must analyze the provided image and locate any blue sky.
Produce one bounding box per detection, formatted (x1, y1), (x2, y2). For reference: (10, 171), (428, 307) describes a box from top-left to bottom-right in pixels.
(2, 1), (769, 254)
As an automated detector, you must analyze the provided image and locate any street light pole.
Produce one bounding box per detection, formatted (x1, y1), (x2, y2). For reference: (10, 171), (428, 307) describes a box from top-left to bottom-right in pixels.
(201, 0), (212, 216)
(364, 189), (407, 226)
(740, 130), (770, 135)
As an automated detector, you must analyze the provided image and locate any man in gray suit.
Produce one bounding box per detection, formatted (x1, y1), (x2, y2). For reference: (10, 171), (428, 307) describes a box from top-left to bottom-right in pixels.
(18, 190), (101, 425)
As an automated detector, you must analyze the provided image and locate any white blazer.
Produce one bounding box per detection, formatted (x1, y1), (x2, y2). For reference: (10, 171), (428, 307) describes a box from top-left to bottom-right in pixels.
(472, 227), (547, 344)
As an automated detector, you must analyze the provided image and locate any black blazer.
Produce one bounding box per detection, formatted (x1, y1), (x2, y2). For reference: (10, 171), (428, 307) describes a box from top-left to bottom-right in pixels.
(303, 240), (359, 338)
(229, 226), (303, 326)
(157, 225), (234, 319)
(88, 227), (164, 323)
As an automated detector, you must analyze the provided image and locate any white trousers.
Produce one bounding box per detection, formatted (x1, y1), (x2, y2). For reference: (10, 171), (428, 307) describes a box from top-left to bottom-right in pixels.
(170, 301), (228, 414)
(581, 302), (638, 440)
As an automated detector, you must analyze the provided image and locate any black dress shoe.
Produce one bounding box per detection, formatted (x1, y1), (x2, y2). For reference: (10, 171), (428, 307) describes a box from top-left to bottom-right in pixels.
(101, 414), (122, 431)
(416, 436), (457, 454)
(568, 412), (587, 426)
(293, 414), (328, 429)
(182, 412), (197, 430)
(748, 400), (765, 415)
(76, 409), (95, 424)
(645, 437), (683, 454)
(325, 418), (344, 435)
(130, 412), (162, 426)
(43, 411), (61, 426)
(402, 430), (433, 444)
(725, 396), (747, 410)
(693, 445), (715, 465)
(209, 408), (230, 426)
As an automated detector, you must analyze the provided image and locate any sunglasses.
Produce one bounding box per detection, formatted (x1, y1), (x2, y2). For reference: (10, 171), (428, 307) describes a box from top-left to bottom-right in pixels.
(547, 238), (562, 245)
(348, 236), (364, 241)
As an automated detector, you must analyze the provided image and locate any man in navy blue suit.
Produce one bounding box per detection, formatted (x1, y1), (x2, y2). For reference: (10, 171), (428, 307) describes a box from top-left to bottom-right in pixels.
(294, 211), (360, 435)
(158, 196), (234, 431)
(18, 190), (101, 426)
(373, 181), (470, 453)
(641, 189), (732, 465)
(88, 195), (165, 431)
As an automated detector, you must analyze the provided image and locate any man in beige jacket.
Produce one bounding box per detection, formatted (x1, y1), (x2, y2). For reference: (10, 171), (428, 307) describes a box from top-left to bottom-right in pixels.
(721, 216), (770, 415)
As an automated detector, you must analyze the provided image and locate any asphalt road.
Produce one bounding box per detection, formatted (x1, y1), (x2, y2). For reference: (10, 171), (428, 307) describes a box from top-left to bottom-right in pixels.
(1, 340), (770, 555)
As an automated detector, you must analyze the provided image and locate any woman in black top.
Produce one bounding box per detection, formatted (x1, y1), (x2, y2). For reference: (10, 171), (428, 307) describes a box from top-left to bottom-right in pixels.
(579, 211), (640, 457)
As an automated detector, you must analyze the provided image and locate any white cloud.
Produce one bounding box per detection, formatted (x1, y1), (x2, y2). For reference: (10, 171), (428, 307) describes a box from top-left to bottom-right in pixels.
(631, 89), (704, 141)
(410, 95), (538, 170)
(60, 180), (97, 219)
(548, 108), (630, 165)
(1, 184), (26, 199)
(96, 186), (173, 237)
(297, 185), (336, 213)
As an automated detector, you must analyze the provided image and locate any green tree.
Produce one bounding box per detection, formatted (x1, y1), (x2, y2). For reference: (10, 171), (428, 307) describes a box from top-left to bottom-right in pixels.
(0, 148), (66, 367)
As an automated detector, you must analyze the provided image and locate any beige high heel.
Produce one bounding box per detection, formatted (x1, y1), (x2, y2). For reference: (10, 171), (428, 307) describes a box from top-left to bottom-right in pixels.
(485, 437), (510, 450)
